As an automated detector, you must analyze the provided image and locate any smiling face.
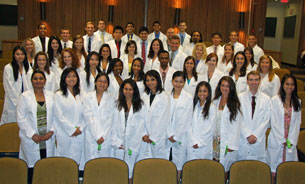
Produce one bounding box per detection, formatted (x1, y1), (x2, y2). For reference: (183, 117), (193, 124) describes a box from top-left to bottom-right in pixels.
(51, 39), (59, 51)
(95, 75), (109, 92)
(229, 31), (238, 43)
(191, 32), (200, 43)
(14, 49), (25, 64)
(197, 85), (209, 102)
(74, 38), (83, 50)
(37, 55), (47, 70)
(172, 76), (185, 91)
(113, 61), (123, 75)
(235, 54), (245, 68)
(61, 30), (70, 41)
(85, 23), (94, 36)
(247, 74), (260, 93)
(212, 35), (221, 46)
(195, 46), (203, 58)
(39, 24), (47, 37)
(207, 56), (217, 69)
(127, 43), (136, 54)
(65, 71), (78, 88)
(185, 59), (195, 73)
(63, 51), (73, 67)
(89, 54), (99, 69)
(159, 52), (169, 68)
(31, 72), (46, 89)
(245, 50), (253, 62)
(283, 77), (295, 96)
(101, 46), (110, 59)
(224, 45), (233, 57)
(260, 58), (271, 74)
(123, 83), (134, 99)
(132, 59), (142, 75)
(220, 80), (230, 96)
(113, 29), (123, 41)
(152, 40), (160, 53)
(170, 38), (180, 52)
(97, 20), (106, 31)
(145, 75), (158, 92)
(25, 40), (34, 53)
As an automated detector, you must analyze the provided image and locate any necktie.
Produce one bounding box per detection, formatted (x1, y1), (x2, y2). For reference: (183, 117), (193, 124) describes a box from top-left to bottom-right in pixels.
(21, 74), (24, 93)
(251, 96), (256, 119)
(214, 46), (217, 54)
(101, 32), (105, 44)
(116, 41), (120, 58)
(88, 37), (92, 53)
(64, 43), (67, 49)
(162, 72), (166, 85)
(142, 41), (146, 64)
(180, 34), (185, 45)
(128, 34), (132, 41)
(170, 52), (174, 66)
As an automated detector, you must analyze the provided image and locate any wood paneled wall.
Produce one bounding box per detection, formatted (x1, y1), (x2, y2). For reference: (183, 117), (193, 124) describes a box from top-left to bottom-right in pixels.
(299, 0), (305, 58)
(17, 0), (267, 45)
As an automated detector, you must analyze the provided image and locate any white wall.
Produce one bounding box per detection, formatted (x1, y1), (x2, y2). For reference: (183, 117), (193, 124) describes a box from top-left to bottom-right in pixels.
(0, 0), (18, 51)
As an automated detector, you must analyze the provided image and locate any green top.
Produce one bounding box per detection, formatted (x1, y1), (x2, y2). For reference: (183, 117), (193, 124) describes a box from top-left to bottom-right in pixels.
(37, 102), (47, 150)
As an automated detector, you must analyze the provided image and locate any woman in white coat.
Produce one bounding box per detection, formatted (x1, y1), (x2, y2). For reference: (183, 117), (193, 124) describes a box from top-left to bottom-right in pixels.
(183, 56), (204, 97)
(47, 36), (62, 74)
(112, 79), (147, 181)
(1, 46), (30, 124)
(257, 55), (280, 98)
(129, 58), (145, 96)
(72, 35), (87, 70)
(79, 51), (102, 95)
(26, 52), (56, 92)
(120, 40), (139, 78)
(203, 53), (224, 98)
(99, 44), (112, 73)
(167, 71), (193, 180)
(17, 70), (55, 183)
(244, 47), (257, 72)
(22, 38), (36, 68)
(267, 74), (301, 182)
(187, 81), (216, 161)
(141, 70), (171, 159)
(213, 76), (242, 178)
(144, 38), (164, 72)
(107, 58), (125, 100)
(83, 73), (115, 163)
(54, 68), (84, 170)
(217, 43), (233, 74)
(192, 42), (208, 75)
(228, 51), (248, 94)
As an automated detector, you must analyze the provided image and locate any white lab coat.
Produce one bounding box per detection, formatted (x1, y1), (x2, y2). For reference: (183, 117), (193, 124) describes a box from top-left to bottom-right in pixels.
(246, 63), (258, 72)
(129, 76), (145, 97)
(141, 91), (171, 159)
(207, 45), (224, 62)
(144, 57), (160, 73)
(119, 54), (141, 78)
(183, 74), (204, 97)
(196, 59), (207, 75)
(267, 95), (301, 172)
(259, 73), (280, 98)
(1, 64), (29, 124)
(54, 67), (82, 92)
(167, 89), (193, 170)
(83, 34), (102, 53)
(187, 102), (216, 160)
(217, 61), (233, 74)
(83, 91), (115, 162)
(121, 34), (141, 43)
(228, 41), (244, 55)
(94, 30), (113, 44)
(182, 42), (195, 56)
(49, 57), (60, 75)
(53, 90), (85, 168)
(80, 55), (86, 70)
(252, 44), (264, 63)
(213, 98), (242, 172)
(202, 69), (224, 98)
(106, 40), (127, 59)
(230, 74), (248, 94)
(61, 40), (73, 49)
(147, 32), (168, 51)
(108, 72), (124, 100)
(238, 90), (271, 162)
(112, 104), (148, 178)
(169, 49), (187, 71)
(32, 36), (49, 54)
(79, 70), (98, 95)
(17, 90), (55, 167)
(26, 69), (56, 92)
(156, 67), (176, 93)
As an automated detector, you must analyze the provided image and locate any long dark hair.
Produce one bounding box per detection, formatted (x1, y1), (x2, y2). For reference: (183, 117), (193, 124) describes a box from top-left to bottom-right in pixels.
(172, 71), (186, 94)
(144, 70), (164, 94)
(11, 46), (29, 81)
(183, 56), (198, 81)
(129, 57), (145, 81)
(193, 81), (212, 119)
(60, 68), (80, 97)
(244, 47), (255, 67)
(279, 74), (301, 112)
(148, 38), (164, 59)
(117, 79), (143, 113)
(33, 51), (50, 74)
(106, 58), (123, 75)
(99, 43), (112, 61)
(47, 35), (62, 66)
(94, 72), (110, 90)
(214, 76), (241, 121)
(229, 51), (247, 77)
(84, 51), (102, 87)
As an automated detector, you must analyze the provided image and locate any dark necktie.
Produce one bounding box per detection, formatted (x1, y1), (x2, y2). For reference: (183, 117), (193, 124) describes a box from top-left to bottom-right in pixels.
(88, 37), (91, 53)
(251, 96), (256, 119)
(116, 41), (120, 58)
(142, 41), (146, 64)
(64, 42), (67, 49)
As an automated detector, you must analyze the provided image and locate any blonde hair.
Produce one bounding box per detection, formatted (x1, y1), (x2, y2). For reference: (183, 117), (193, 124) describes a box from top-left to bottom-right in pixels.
(192, 42), (207, 60)
(22, 38), (36, 58)
(257, 55), (275, 82)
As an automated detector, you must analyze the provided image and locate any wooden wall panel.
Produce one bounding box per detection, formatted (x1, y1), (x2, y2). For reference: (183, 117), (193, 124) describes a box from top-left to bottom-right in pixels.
(299, 0), (305, 59)
(17, 0), (267, 46)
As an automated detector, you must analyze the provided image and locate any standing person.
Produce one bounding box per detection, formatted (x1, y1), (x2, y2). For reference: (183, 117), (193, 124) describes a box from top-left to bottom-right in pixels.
(107, 25), (126, 58)
(129, 58), (145, 95)
(47, 35), (63, 73)
(72, 35), (87, 69)
(176, 21), (191, 46)
(187, 81), (216, 161)
(183, 56), (204, 97)
(228, 31), (245, 54)
(141, 70), (171, 159)
(120, 40), (139, 78)
(147, 21), (168, 50)
(94, 19), (113, 45)
(228, 51), (248, 94)
(144, 38), (164, 72)
(83, 21), (102, 53)
(107, 58), (125, 100)
(79, 52), (102, 94)
(192, 42), (208, 75)
(169, 35), (187, 71)
(217, 43), (234, 74)
(257, 55), (280, 98)
(17, 70), (55, 184)
(244, 47), (258, 72)
(267, 74), (301, 183)
(1, 46), (30, 124)
(26, 52), (56, 92)
(206, 33), (224, 61)
(121, 22), (140, 43)
(167, 71), (193, 181)
(60, 28), (73, 49)
(183, 31), (203, 56)
(99, 44), (112, 73)
(136, 26), (150, 65)
(54, 68), (84, 169)
(203, 53), (224, 98)
(83, 73), (115, 162)
(112, 79), (147, 182)
(248, 34), (264, 63)
(22, 38), (36, 67)
(238, 71), (271, 162)
(32, 23), (49, 53)
(165, 27), (175, 51)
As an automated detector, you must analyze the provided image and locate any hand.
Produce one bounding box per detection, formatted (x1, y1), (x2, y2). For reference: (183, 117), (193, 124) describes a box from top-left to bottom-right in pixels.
(227, 148), (234, 152)
(32, 134), (42, 144)
(119, 145), (125, 149)
(41, 131), (54, 141)
(142, 135), (149, 143)
(192, 144), (199, 149)
(97, 137), (104, 145)
(247, 135), (257, 144)
(71, 127), (82, 137)
(168, 136), (176, 143)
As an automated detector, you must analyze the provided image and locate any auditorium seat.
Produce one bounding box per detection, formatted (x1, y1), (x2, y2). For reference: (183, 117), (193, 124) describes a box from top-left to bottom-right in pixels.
(182, 159), (225, 184)
(297, 91), (305, 108)
(0, 157), (27, 184)
(0, 122), (20, 158)
(297, 79), (305, 91)
(274, 68), (290, 81)
(276, 161), (305, 184)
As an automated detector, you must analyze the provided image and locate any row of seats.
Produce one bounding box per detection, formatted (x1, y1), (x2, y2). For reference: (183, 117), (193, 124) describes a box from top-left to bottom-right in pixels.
(1, 157), (305, 184)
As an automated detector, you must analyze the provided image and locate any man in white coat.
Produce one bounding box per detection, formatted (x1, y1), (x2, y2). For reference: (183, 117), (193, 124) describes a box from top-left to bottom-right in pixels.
(176, 21), (191, 47)
(156, 50), (176, 93)
(166, 27), (175, 52)
(136, 26), (150, 64)
(32, 23), (49, 54)
(182, 31), (203, 56)
(248, 34), (264, 63)
(60, 29), (73, 49)
(83, 21), (102, 53)
(121, 22), (140, 43)
(94, 19), (113, 45)
(238, 71), (271, 162)
(148, 21), (168, 51)
(206, 32), (224, 61)
(228, 31), (244, 54)
(106, 25), (126, 58)
(169, 35), (187, 71)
